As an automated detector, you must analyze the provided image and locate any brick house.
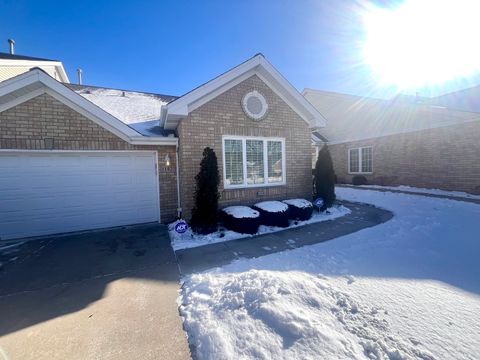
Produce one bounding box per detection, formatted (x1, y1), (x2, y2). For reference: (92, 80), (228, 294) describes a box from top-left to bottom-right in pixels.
(0, 53), (325, 240)
(304, 89), (480, 194)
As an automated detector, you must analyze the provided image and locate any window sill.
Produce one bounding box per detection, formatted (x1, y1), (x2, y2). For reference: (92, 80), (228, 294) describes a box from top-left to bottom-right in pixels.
(348, 172), (373, 175)
(223, 182), (286, 190)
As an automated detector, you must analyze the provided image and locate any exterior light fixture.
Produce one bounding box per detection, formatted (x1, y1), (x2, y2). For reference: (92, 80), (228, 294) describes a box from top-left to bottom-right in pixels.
(165, 153), (171, 167)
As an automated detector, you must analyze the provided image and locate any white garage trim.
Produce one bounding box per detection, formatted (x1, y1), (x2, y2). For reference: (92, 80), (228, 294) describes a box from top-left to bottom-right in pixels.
(0, 150), (161, 240)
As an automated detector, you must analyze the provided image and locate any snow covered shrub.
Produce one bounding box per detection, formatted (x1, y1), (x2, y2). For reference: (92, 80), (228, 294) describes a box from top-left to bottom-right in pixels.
(253, 201), (290, 227)
(313, 145), (336, 211)
(191, 147), (220, 234)
(221, 206), (261, 234)
(282, 199), (313, 221)
(352, 175), (368, 186)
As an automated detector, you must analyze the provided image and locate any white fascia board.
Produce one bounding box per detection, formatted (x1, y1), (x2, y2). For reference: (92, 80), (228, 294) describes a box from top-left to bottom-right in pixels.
(0, 69), (175, 146)
(55, 62), (70, 83)
(164, 54), (327, 129)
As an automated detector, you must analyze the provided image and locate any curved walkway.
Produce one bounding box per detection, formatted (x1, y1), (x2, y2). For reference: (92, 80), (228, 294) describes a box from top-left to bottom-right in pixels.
(175, 201), (393, 275)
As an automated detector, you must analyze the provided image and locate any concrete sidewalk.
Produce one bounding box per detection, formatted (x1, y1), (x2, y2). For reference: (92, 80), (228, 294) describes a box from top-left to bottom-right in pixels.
(175, 201), (393, 275)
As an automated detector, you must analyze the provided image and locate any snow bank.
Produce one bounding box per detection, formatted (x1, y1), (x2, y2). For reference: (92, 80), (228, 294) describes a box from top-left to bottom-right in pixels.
(179, 188), (480, 359)
(254, 201), (288, 213)
(170, 205), (350, 251)
(282, 199), (313, 209)
(223, 206), (259, 219)
(358, 184), (480, 200)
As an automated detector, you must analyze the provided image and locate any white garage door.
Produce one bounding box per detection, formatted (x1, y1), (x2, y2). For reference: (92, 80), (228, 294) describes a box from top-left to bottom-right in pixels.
(0, 151), (160, 240)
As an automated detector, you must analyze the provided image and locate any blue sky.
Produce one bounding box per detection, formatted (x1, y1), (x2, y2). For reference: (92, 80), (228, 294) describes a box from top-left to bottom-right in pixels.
(2, 0), (478, 98)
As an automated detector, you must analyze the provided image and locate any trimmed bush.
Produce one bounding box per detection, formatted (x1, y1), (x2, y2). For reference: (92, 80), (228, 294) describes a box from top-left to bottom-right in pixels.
(313, 145), (336, 211)
(282, 199), (313, 221)
(352, 175), (368, 186)
(221, 206), (260, 234)
(253, 201), (290, 227)
(191, 147), (220, 234)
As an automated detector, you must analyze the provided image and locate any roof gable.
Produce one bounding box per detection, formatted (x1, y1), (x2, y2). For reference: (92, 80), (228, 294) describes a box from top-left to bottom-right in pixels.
(163, 54), (327, 130)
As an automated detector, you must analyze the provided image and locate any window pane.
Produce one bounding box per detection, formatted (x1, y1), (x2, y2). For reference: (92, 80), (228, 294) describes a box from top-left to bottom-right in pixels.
(267, 141), (283, 183)
(361, 147), (372, 173)
(224, 139), (243, 185)
(246, 140), (264, 184)
(349, 148), (359, 173)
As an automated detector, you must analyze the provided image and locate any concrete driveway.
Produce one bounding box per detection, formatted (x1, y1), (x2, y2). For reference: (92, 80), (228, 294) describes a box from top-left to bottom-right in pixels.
(0, 224), (191, 360)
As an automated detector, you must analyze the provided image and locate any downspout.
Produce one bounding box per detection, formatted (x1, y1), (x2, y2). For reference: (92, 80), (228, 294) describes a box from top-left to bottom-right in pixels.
(175, 142), (182, 219)
(162, 104), (182, 219)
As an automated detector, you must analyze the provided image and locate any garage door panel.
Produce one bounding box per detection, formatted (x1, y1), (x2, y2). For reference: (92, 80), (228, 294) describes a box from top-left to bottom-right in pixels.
(0, 152), (160, 240)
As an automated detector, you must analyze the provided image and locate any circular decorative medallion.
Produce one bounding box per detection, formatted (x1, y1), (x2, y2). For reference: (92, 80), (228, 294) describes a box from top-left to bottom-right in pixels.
(242, 90), (268, 120)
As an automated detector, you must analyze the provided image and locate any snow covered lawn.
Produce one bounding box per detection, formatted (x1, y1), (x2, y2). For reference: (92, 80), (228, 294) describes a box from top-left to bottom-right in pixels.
(170, 204), (350, 251)
(356, 184), (480, 201)
(179, 188), (480, 359)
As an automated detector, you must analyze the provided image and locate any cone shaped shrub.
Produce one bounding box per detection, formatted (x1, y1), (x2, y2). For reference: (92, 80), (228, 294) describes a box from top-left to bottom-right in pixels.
(191, 147), (220, 234)
(313, 145), (336, 211)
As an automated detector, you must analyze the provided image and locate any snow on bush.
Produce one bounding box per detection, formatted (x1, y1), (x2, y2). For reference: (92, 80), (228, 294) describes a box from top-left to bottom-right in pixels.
(254, 201), (289, 228)
(254, 201), (289, 213)
(282, 199), (313, 221)
(221, 206), (260, 235)
(179, 188), (480, 359)
(282, 199), (313, 209)
(222, 206), (259, 219)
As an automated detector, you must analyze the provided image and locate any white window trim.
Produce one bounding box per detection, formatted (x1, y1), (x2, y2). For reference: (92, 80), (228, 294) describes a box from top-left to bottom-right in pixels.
(348, 146), (373, 174)
(222, 135), (286, 189)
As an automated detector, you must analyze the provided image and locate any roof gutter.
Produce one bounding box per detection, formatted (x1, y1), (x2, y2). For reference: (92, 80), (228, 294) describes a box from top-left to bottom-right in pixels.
(129, 136), (178, 146)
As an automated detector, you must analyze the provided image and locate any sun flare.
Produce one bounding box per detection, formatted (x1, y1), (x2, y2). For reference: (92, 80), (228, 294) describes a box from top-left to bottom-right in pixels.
(362, 0), (480, 89)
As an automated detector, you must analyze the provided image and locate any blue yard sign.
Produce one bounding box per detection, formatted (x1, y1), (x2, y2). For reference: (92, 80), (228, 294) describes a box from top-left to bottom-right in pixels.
(314, 198), (324, 209)
(175, 220), (189, 234)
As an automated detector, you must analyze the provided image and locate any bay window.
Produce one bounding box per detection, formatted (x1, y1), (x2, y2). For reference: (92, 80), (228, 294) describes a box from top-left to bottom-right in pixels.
(223, 136), (285, 188)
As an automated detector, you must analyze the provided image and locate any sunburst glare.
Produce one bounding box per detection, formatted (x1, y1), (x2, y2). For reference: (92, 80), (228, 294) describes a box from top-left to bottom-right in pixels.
(362, 0), (480, 89)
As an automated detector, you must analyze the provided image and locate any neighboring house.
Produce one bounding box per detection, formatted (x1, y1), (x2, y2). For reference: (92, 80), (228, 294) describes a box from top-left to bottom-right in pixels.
(0, 53), (325, 241)
(431, 85), (480, 112)
(304, 89), (480, 194)
(0, 52), (69, 83)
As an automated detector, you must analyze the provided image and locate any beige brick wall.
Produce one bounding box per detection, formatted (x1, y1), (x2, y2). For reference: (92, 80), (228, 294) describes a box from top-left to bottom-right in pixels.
(177, 75), (312, 219)
(0, 93), (178, 222)
(329, 121), (480, 194)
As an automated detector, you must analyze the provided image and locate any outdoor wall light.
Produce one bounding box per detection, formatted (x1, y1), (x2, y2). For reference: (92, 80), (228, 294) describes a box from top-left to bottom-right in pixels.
(165, 153), (171, 167)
